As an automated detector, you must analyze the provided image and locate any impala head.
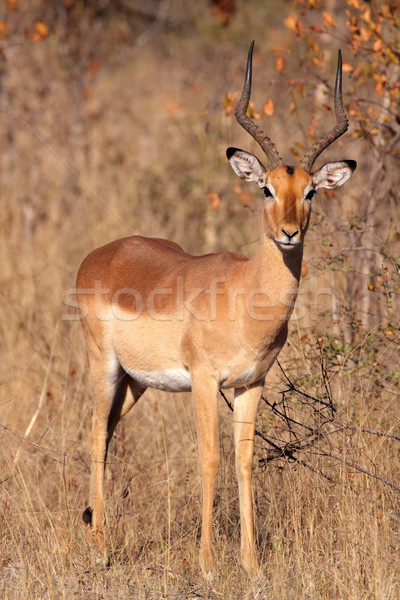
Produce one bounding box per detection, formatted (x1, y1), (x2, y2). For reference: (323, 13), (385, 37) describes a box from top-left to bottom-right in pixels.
(227, 41), (356, 250)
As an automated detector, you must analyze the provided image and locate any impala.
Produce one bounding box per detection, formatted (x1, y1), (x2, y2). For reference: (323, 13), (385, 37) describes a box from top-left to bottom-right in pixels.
(77, 42), (356, 577)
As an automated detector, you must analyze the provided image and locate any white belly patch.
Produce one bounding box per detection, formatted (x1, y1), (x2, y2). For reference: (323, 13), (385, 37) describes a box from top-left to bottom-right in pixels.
(232, 364), (258, 385)
(123, 367), (192, 392)
(123, 364), (261, 393)
(221, 364), (259, 387)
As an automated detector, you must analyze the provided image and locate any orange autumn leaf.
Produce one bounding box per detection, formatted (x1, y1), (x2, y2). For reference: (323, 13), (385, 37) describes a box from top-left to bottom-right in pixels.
(359, 27), (371, 42)
(247, 100), (261, 119)
(233, 184), (254, 211)
(251, 103), (263, 120)
(296, 82), (304, 96)
(32, 21), (48, 41)
(284, 13), (297, 32)
(36, 21), (48, 36)
(322, 11), (336, 28)
(239, 191), (254, 212)
(312, 56), (325, 67)
(361, 7), (372, 24)
(0, 22), (8, 39)
(284, 14), (305, 36)
(276, 55), (285, 74)
(342, 61), (354, 72)
(223, 92), (236, 116)
(207, 192), (221, 210)
(263, 98), (274, 117)
(373, 39), (384, 52)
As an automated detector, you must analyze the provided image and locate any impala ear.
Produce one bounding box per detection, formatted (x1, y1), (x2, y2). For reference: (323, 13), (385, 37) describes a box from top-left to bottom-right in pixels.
(312, 160), (357, 190)
(226, 147), (266, 188)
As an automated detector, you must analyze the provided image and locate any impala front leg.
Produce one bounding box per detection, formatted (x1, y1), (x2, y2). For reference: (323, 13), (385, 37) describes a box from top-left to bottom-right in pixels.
(233, 384), (263, 577)
(191, 371), (220, 578)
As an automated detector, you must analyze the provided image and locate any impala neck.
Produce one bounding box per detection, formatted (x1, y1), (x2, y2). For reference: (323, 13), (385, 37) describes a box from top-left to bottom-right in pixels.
(242, 227), (303, 325)
(252, 230), (303, 283)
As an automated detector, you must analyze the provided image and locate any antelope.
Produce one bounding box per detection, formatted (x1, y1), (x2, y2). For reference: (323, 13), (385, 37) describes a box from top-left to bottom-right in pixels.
(76, 41), (356, 578)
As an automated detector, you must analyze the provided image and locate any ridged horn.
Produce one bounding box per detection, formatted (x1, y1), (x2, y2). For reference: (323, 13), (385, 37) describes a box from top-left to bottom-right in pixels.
(300, 50), (349, 172)
(234, 41), (283, 169)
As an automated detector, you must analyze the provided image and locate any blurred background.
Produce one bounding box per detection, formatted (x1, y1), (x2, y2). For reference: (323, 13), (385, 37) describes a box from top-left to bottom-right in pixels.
(0, 1), (399, 598)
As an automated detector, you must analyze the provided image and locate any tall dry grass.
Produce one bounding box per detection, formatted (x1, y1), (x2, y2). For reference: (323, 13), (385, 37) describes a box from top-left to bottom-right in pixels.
(1, 2), (399, 598)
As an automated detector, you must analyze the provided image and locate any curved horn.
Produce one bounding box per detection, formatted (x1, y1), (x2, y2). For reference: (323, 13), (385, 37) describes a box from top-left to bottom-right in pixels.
(300, 50), (349, 172)
(234, 41), (283, 169)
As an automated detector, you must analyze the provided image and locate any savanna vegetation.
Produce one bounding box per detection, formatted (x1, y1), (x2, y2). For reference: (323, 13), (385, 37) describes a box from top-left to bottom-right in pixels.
(0, 1), (399, 598)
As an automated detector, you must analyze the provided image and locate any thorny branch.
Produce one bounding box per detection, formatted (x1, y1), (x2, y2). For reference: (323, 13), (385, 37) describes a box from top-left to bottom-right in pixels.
(219, 358), (400, 493)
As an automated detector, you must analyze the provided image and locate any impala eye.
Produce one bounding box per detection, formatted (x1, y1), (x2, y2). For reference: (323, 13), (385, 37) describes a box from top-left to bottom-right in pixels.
(305, 189), (315, 201)
(263, 187), (273, 198)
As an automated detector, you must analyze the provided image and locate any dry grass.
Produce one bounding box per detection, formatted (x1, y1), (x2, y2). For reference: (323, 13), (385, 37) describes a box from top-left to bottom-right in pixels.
(1, 2), (399, 598)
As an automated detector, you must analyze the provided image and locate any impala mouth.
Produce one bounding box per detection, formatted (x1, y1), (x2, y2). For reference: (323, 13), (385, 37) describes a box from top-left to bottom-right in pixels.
(275, 239), (301, 249)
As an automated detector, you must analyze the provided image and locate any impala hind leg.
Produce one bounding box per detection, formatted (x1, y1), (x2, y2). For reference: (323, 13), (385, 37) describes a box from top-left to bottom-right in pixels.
(84, 359), (145, 557)
(191, 372), (220, 578)
(233, 384), (263, 577)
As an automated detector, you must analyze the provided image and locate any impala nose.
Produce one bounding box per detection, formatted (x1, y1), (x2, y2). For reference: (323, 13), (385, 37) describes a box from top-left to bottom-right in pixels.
(281, 227), (299, 242)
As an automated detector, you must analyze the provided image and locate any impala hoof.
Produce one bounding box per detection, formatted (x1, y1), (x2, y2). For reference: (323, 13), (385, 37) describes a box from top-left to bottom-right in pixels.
(199, 549), (216, 581)
(250, 570), (268, 593)
(241, 553), (261, 580)
(82, 506), (93, 525)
